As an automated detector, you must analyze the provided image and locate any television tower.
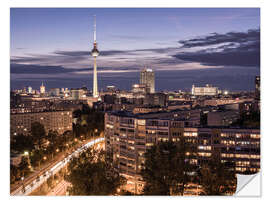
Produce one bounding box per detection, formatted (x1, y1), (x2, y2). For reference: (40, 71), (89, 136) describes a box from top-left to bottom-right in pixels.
(91, 15), (99, 98)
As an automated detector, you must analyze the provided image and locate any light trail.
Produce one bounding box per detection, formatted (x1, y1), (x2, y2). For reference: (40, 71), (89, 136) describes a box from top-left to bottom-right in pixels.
(10, 137), (104, 196)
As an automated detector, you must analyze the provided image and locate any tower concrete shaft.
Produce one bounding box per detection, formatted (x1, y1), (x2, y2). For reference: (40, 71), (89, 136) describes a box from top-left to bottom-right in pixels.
(93, 56), (98, 97)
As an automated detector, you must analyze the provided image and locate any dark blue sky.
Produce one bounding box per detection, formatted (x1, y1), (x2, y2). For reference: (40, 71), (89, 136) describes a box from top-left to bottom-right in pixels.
(10, 8), (260, 91)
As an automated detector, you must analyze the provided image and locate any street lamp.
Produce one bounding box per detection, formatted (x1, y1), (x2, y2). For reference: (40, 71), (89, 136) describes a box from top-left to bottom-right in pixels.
(21, 177), (25, 193)
(24, 151), (33, 171)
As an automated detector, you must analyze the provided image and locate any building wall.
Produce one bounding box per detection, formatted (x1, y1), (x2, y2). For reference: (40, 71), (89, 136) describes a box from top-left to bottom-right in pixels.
(191, 85), (218, 96)
(255, 76), (260, 100)
(207, 111), (239, 126)
(10, 110), (73, 137)
(70, 89), (84, 100)
(105, 112), (260, 194)
(143, 93), (167, 107)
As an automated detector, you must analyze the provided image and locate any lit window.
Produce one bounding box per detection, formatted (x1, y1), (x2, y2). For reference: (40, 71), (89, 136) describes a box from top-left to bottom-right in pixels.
(250, 134), (260, 139)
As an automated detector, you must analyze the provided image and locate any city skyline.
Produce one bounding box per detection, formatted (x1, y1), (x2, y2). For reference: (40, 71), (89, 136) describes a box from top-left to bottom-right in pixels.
(10, 8), (260, 91)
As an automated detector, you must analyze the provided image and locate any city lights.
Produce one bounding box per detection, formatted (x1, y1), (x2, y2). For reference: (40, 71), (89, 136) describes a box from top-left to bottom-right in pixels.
(10, 8), (260, 197)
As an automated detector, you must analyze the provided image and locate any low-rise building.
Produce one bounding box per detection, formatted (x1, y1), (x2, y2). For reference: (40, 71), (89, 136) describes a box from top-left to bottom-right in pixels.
(207, 110), (239, 126)
(10, 110), (73, 137)
(191, 84), (218, 96)
(70, 89), (84, 100)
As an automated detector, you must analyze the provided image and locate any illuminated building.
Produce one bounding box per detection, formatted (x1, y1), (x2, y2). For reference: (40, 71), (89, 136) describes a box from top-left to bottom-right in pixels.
(70, 89), (84, 100)
(40, 82), (45, 94)
(191, 84), (218, 96)
(107, 85), (117, 93)
(132, 84), (148, 93)
(105, 111), (260, 194)
(49, 88), (60, 97)
(10, 110), (73, 137)
(140, 68), (155, 93)
(27, 86), (32, 94)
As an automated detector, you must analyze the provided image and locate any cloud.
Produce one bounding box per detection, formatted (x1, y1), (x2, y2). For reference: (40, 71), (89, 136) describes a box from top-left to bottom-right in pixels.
(174, 29), (260, 67)
(178, 29), (259, 48)
(10, 63), (89, 74)
(54, 51), (89, 57)
(11, 28), (260, 75)
(10, 63), (140, 75)
(109, 34), (149, 40)
(11, 56), (48, 63)
(54, 50), (130, 57)
(173, 51), (259, 67)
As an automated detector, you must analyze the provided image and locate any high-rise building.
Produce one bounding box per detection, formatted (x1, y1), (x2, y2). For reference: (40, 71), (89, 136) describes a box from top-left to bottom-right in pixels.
(40, 82), (45, 94)
(140, 68), (155, 93)
(27, 86), (32, 94)
(91, 15), (99, 98)
(255, 76), (260, 100)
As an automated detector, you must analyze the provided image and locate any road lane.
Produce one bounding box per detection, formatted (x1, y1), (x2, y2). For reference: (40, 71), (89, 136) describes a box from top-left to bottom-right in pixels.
(11, 137), (104, 196)
(47, 180), (71, 196)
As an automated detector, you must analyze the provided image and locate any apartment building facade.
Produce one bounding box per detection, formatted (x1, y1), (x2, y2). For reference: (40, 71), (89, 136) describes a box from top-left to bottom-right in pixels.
(10, 110), (73, 137)
(105, 111), (260, 194)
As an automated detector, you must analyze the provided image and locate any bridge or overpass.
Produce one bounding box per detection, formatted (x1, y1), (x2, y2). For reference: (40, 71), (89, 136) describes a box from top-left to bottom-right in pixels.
(10, 137), (104, 196)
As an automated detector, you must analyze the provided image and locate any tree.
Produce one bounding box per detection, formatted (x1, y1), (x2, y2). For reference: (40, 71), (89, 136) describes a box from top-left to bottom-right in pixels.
(72, 105), (104, 139)
(18, 156), (31, 177)
(199, 159), (236, 195)
(65, 148), (125, 195)
(11, 134), (34, 153)
(10, 164), (20, 183)
(46, 176), (53, 189)
(31, 122), (46, 149)
(30, 149), (44, 169)
(141, 140), (197, 195)
(231, 110), (260, 128)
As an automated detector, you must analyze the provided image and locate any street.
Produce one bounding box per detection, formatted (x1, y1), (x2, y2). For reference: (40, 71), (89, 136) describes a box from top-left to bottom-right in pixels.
(10, 137), (104, 196)
(47, 180), (71, 196)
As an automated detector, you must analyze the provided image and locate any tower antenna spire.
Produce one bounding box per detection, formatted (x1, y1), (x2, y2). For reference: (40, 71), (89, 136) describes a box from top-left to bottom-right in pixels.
(93, 15), (96, 42)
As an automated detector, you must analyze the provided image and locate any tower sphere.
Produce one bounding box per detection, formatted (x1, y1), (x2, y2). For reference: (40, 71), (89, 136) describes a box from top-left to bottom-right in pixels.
(91, 45), (99, 57)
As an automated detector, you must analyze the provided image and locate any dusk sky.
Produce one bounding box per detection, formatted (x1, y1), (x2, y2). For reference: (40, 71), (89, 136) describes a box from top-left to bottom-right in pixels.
(10, 8), (260, 91)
